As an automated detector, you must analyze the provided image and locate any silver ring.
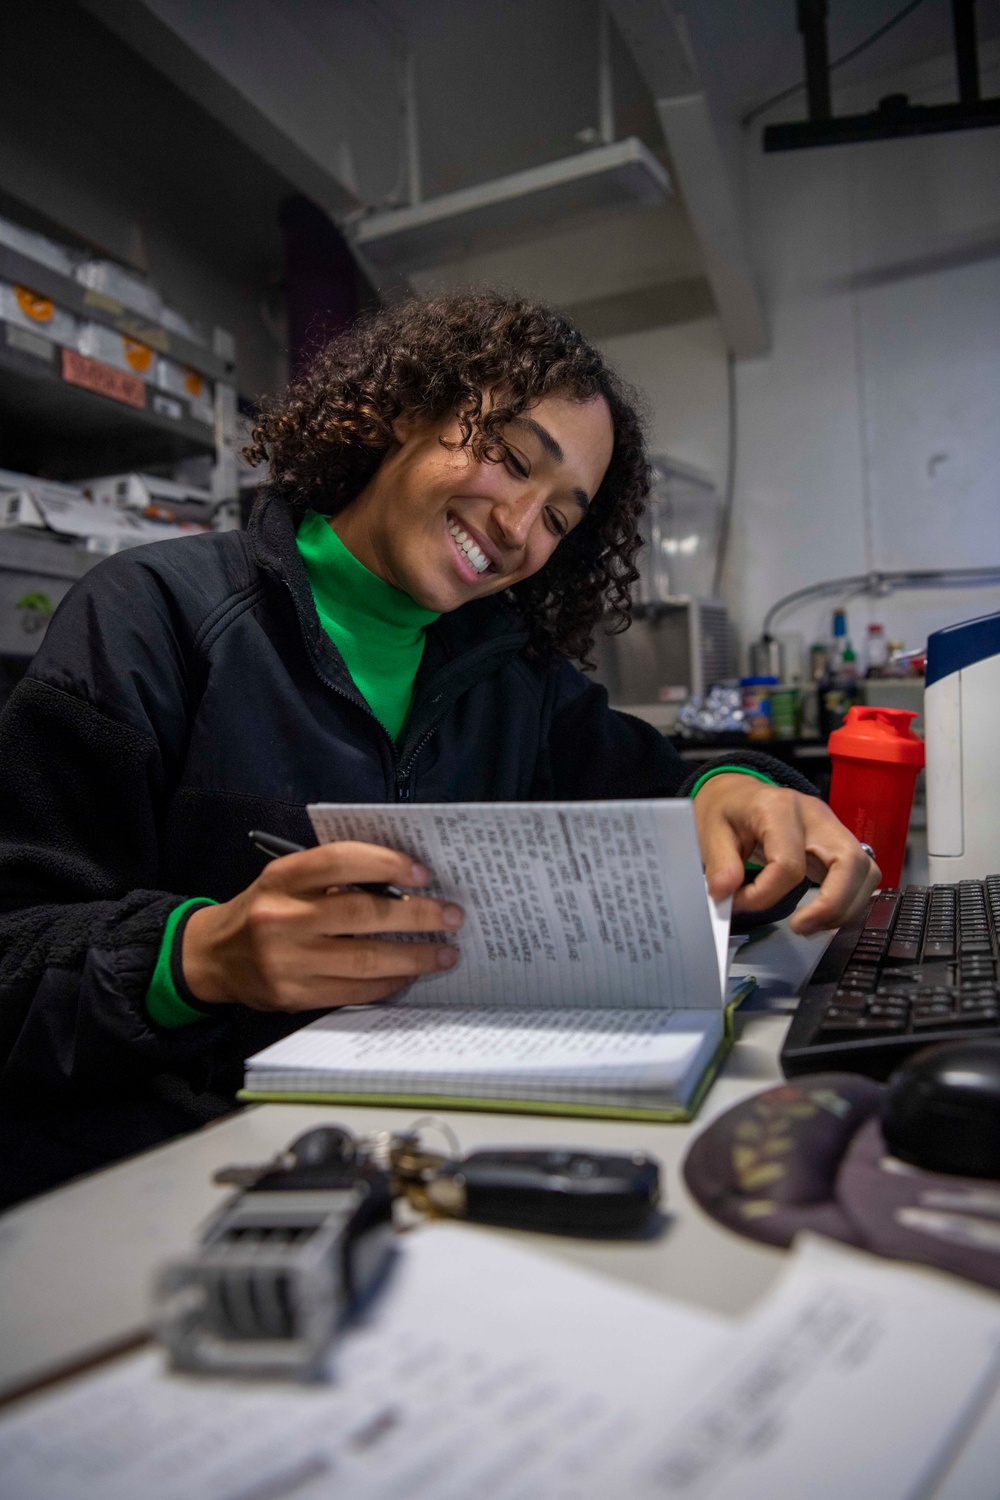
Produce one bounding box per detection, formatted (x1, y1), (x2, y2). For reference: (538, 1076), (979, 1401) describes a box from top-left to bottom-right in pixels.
(859, 843), (876, 861)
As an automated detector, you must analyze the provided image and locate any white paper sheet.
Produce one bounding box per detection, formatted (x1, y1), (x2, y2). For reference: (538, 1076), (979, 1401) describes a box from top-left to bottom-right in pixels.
(0, 1226), (728, 1500)
(3, 1230), (1000, 1500)
(629, 1235), (1000, 1500)
(244, 1005), (726, 1104)
(308, 800), (727, 1010)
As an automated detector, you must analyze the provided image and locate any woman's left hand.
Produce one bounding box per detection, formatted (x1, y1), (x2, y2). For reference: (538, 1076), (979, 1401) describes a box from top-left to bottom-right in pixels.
(692, 773), (881, 935)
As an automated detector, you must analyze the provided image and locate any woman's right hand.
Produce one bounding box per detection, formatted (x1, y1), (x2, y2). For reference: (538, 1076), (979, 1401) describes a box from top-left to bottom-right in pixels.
(181, 841), (463, 1013)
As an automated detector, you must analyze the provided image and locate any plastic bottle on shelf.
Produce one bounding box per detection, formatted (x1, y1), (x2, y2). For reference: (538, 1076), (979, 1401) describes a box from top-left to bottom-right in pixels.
(840, 640), (858, 680)
(808, 642), (829, 682)
(831, 607), (848, 659)
(865, 622), (888, 677)
(818, 612), (861, 739)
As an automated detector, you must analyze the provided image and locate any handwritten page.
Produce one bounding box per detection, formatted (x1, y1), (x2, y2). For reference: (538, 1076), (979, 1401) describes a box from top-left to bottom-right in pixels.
(308, 800), (728, 1010)
(3, 1229), (1000, 1500)
(243, 1006), (726, 1105)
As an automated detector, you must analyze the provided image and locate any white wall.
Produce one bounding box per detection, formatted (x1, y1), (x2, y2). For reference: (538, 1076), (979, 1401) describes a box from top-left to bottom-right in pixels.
(596, 317), (729, 487)
(601, 43), (1000, 669)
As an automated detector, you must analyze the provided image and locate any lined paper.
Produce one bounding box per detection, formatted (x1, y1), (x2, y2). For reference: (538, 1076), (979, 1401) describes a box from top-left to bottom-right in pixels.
(308, 800), (727, 1010)
(244, 1006), (725, 1105)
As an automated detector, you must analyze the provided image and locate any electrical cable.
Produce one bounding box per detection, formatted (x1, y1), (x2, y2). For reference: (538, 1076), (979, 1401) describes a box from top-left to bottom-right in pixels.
(742, 0), (932, 127)
(712, 351), (738, 599)
(762, 565), (1000, 635)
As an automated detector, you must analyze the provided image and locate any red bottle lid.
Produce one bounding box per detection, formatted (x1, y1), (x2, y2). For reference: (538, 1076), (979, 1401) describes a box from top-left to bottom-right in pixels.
(827, 705), (925, 766)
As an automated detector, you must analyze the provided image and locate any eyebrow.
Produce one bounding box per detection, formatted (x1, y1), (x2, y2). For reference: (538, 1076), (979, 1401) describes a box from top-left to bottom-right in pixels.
(513, 417), (590, 511)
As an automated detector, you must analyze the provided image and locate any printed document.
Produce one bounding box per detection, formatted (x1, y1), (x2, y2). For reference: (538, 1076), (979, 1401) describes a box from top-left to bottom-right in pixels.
(2, 1229), (999, 1500)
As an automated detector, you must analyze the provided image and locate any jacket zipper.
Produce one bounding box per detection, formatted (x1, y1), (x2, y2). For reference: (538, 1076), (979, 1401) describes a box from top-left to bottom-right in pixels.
(278, 575), (402, 795)
(279, 573), (523, 803)
(394, 725), (437, 801)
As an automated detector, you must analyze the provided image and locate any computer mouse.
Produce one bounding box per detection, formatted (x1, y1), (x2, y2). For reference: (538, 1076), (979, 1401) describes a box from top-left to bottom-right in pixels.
(882, 1039), (1000, 1178)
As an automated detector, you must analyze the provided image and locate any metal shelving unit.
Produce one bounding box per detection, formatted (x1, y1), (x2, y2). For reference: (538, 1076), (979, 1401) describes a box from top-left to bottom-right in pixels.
(0, 243), (232, 381)
(0, 217), (241, 680)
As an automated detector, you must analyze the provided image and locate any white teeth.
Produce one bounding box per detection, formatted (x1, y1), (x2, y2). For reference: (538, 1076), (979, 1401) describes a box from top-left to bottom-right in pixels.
(448, 519), (491, 575)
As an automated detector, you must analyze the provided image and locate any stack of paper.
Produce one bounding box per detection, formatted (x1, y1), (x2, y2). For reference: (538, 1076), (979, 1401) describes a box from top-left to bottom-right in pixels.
(0, 1229), (998, 1499)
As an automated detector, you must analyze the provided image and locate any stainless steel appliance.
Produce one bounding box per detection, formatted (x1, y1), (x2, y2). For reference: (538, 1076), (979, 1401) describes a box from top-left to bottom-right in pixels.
(589, 598), (734, 705)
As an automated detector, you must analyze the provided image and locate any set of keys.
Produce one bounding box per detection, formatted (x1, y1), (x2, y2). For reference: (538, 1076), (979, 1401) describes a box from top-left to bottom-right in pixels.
(155, 1123), (661, 1379)
(214, 1121), (661, 1234)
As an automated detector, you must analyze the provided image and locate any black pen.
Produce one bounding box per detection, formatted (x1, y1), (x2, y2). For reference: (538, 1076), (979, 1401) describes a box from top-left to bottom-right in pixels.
(248, 830), (410, 900)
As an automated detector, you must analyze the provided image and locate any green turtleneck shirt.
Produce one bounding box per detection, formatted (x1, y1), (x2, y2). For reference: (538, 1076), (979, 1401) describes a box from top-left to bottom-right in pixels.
(296, 509), (441, 742)
(145, 511), (440, 1029)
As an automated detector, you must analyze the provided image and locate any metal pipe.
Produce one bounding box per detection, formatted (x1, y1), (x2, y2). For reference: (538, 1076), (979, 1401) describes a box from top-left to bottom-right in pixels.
(598, 3), (615, 146)
(404, 50), (422, 205)
(951, 0), (981, 103)
(762, 565), (1000, 636)
(797, 0), (832, 121)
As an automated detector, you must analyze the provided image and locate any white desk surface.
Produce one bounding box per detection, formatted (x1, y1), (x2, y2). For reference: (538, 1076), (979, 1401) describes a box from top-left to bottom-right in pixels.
(6, 914), (1000, 1497)
(0, 919), (827, 1401)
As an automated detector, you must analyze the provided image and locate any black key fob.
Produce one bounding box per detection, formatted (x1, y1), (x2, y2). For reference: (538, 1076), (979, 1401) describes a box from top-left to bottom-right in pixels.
(424, 1147), (661, 1236)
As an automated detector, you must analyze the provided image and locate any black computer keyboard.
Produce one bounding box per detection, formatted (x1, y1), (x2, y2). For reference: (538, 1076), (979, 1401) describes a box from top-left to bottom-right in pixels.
(781, 876), (1000, 1080)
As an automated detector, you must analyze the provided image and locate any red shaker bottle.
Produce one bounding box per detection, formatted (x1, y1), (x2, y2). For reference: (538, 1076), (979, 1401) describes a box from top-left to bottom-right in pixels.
(827, 706), (925, 889)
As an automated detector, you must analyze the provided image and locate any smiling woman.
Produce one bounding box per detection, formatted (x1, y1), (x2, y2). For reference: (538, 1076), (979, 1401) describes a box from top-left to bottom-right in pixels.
(245, 291), (650, 664)
(0, 287), (877, 1208)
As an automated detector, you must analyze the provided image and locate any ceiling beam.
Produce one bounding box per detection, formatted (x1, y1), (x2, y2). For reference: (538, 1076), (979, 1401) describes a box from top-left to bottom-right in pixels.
(609, 0), (769, 356)
(78, 0), (367, 219)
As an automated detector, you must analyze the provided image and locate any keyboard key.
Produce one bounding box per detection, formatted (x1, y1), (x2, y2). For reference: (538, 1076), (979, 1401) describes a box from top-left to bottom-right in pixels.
(865, 893), (900, 930)
(819, 1015), (905, 1036)
(831, 990), (867, 1009)
(913, 1001), (953, 1018)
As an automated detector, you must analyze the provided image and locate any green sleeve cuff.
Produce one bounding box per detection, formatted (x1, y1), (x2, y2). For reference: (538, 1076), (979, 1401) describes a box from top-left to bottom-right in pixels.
(145, 898), (217, 1030)
(688, 764), (777, 800)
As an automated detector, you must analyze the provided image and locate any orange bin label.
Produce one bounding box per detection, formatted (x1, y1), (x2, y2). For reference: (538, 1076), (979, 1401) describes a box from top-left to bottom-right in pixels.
(123, 336), (153, 373)
(15, 285), (54, 323)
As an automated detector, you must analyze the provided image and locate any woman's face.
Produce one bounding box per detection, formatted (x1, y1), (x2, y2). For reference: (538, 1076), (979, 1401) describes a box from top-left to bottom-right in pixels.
(331, 392), (615, 613)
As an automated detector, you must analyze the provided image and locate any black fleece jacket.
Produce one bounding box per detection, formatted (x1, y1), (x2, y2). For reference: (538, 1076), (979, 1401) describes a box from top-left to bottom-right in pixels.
(0, 493), (816, 1122)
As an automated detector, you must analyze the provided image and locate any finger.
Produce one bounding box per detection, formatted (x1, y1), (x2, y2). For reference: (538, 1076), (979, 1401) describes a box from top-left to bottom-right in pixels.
(789, 801), (882, 933)
(696, 807), (747, 902)
(792, 847), (881, 934)
(303, 936), (460, 982)
(307, 891), (464, 936)
(732, 796), (808, 914)
(260, 840), (431, 895)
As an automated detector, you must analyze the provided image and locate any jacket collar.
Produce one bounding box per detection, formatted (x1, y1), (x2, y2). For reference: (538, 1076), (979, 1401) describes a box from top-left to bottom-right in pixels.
(247, 491), (530, 706)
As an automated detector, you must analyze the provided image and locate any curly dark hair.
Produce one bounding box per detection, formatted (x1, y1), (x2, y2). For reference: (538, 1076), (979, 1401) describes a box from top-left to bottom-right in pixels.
(245, 289), (650, 664)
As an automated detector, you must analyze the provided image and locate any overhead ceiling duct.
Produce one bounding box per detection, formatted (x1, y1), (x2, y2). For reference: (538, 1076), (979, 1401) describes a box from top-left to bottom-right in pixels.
(351, 137), (672, 272)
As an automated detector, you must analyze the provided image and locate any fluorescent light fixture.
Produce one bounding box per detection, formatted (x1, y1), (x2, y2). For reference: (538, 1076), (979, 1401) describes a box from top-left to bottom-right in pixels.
(352, 137), (672, 271)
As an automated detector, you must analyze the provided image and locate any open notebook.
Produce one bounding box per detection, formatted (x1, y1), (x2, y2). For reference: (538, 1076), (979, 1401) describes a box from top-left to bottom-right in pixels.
(241, 801), (753, 1121)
